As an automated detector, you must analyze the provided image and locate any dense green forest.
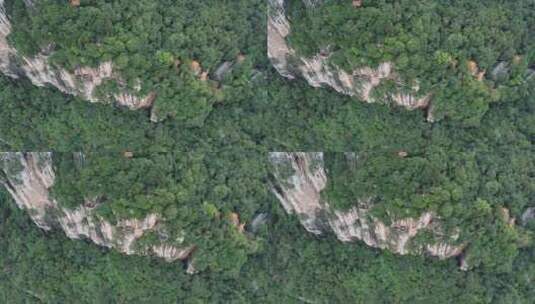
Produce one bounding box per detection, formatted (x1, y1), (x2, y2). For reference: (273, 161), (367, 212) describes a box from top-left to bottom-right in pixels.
(0, 0), (534, 302)
(0, 72), (434, 152)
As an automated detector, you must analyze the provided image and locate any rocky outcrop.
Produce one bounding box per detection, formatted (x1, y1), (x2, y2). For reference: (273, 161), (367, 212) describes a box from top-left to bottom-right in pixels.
(269, 152), (463, 259)
(0, 152), (193, 262)
(0, 0), (155, 110)
(268, 0), (433, 119)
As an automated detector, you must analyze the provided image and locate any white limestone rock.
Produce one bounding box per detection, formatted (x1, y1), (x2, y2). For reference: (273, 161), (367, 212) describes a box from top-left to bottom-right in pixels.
(269, 152), (464, 259)
(0, 0), (155, 110)
(267, 0), (434, 119)
(0, 152), (193, 262)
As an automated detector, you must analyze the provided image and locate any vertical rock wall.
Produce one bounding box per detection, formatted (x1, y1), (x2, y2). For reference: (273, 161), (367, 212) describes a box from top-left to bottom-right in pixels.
(267, 0), (433, 118)
(0, 152), (193, 262)
(0, 0), (155, 110)
(269, 152), (463, 259)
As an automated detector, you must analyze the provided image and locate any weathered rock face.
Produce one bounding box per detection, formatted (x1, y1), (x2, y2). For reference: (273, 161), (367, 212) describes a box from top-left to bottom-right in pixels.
(0, 151), (464, 265)
(522, 207), (535, 226)
(0, 152), (193, 262)
(0, 0), (155, 110)
(268, 0), (432, 118)
(269, 152), (463, 259)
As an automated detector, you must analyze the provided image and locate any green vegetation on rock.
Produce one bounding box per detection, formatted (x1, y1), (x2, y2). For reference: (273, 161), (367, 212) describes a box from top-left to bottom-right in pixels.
(0, 0), (534, 302)
(6, 0), (266, 124)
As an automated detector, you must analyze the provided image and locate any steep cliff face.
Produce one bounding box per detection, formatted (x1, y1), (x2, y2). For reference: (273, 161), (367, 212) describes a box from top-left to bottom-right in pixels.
(0, 0), (155, 110)
(269, 152), (463, 259)
(0, 152), (193, 262)
(268, 0), (432, 118)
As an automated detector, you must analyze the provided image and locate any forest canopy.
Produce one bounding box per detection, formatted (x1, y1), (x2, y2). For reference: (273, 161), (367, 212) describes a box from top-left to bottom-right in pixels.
(0, 0), (534, 302)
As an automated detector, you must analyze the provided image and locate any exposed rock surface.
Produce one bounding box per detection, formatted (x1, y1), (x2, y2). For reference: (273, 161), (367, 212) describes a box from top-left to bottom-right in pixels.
(0, 0), (155, 110)
(0, 151), (465, 266)
(267, 0), (432, 118)
(269, 152), (463, 259)
(522, 207), (535, 226)
(0, 152), (193, 262)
